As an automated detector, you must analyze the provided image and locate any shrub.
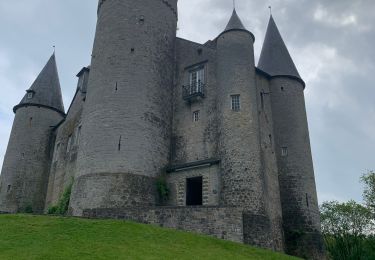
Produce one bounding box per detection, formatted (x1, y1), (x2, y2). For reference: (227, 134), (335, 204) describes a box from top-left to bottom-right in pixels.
(48, 181), (73, 215)
(156, 176), (169, 204)
(24, 204), (33, 214)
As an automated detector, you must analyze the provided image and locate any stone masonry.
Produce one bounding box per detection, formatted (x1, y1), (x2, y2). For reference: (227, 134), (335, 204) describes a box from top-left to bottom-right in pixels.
(0, 1), (325, 259)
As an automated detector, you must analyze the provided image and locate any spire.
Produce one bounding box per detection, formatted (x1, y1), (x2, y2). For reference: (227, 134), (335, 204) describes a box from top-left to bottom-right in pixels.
(224, 9), (246, 32)
(258, 16), (302, 80)
(14, 53), (65, 114)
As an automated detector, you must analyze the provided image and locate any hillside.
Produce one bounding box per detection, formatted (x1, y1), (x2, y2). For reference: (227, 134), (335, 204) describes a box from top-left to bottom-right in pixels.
(0, 214), (299, 259)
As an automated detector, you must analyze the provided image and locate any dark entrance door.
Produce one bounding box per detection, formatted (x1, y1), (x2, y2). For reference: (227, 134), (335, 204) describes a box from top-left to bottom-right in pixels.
(186, 176), (203, 206)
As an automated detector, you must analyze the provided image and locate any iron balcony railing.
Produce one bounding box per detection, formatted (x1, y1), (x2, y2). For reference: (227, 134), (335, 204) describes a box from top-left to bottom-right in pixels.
(182, 82), (205, 101)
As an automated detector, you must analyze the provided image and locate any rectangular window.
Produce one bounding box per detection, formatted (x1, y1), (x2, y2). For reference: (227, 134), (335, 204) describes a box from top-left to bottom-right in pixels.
(281, 147), (288, 157)
(27, 92), (33, 99)
(66, 135), (73, 153)
(231, 95), (241, 111)
(193, 111), (200, 122)
(189, 67), (205, 93)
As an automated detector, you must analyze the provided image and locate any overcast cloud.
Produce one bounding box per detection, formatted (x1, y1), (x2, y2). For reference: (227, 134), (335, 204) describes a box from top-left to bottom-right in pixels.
(0, 0), (374, 204)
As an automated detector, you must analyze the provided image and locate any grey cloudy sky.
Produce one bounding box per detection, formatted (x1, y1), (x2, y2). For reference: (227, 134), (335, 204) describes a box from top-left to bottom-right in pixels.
(0, 0), (374, 203)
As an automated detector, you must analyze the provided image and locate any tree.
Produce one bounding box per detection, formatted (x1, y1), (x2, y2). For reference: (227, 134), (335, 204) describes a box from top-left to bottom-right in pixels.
(361, 171), (375, 214)
(320, 200), (374, 260)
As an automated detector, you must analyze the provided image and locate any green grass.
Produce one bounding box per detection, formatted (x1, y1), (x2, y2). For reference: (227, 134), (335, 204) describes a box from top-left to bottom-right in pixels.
(0, 214), (299, 260)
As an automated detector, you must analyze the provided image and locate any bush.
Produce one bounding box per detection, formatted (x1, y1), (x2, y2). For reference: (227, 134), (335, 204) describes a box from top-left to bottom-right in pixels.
(156, 176), (169, 204)
(24, 205), (33, 214)
(47, 182), (73, 215)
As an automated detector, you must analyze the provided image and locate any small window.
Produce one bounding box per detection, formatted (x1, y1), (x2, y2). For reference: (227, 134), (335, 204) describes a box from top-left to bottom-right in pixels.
(260, 92), (265, 110)
(193, 111), (200, 122)
(75, 126), (82, 145)
(27, 92), (33, 99)
(7, 185), (11, 193)
(53, 143), (60, 162)
(306, 193), (309, 207)
(231, 95), (241, 111)
(281, 147), (288, 157)
(66, 135), (73, 153)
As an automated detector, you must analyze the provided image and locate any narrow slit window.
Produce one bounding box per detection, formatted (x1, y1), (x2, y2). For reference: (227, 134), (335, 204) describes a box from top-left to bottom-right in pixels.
(306, 193), (309, 207)
(231, 95), (240, 111)
(53, 143), (60, 162)
(75, 126), (82, 145)
(7, 185), (11, 193)
(281, 147), (288, 157)
(66, 135), (73, 153)
(193, 111), (200, 122)
(260, 92), (264, 110)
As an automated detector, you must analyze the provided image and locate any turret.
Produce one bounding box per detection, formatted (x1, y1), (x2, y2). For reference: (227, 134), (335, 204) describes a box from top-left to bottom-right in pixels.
(216, 10), (282, 249)
(0, 54), (65, 213)
(70, 0), (178, 215)
(258, 16), (325, 259)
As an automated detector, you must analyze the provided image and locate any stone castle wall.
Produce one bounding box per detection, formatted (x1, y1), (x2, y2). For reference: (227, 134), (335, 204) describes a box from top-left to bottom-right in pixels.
(70, 0), (178, 215)
(83, 206), (244, 243)
(0, 106), (63, 213)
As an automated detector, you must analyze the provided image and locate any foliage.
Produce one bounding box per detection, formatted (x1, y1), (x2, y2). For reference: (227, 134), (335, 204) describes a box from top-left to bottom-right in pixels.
(320, 200), (374, 260)
(47, 182), (73, 215)
(23, 204), (33, 214)
(0, 214), (300, 260)
(361, 171), (375, 214)
(156, 175), (169, 203)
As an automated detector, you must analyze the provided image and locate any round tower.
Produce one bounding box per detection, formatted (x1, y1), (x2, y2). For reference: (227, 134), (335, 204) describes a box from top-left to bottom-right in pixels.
(70, 0), (177, 215)
(216, 10), (279, 249)
(258, 16), (325, 259)
(0, 54), (65, 213)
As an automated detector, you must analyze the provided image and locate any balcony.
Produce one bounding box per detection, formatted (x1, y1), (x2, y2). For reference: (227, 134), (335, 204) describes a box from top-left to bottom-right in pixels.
(182, 82), (205, 102)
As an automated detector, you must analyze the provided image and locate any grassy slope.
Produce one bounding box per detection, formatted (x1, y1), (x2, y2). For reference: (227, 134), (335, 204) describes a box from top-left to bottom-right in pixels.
(0, 215), (299, 260)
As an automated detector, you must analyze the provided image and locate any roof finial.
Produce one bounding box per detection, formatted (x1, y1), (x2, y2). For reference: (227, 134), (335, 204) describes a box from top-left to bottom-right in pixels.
(233, 0), (236, 10)
(268, 6), (272, 16)
(53, 45), (56, 54)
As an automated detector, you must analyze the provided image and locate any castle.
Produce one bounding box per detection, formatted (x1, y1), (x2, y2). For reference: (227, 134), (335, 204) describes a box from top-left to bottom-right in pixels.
(0, 1), (325, 258)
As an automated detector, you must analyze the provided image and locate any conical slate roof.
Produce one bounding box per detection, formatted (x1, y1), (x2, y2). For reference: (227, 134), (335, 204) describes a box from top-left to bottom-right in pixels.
(15, 54), (65, 114)
(258, 16), (301, 80)
(224, 9), (247, 32)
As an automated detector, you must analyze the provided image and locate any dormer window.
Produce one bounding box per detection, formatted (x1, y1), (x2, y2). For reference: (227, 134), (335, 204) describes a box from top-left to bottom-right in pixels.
(77, 73), (85, 90)
(26, 90), (35, 99)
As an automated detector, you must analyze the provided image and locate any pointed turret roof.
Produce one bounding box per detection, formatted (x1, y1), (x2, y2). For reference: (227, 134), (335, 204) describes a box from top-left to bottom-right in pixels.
(258, 16), (302, 80)
(225, 9), (246, 31)
(14, 53), (65, 114)
(219, 9), (255, 41)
